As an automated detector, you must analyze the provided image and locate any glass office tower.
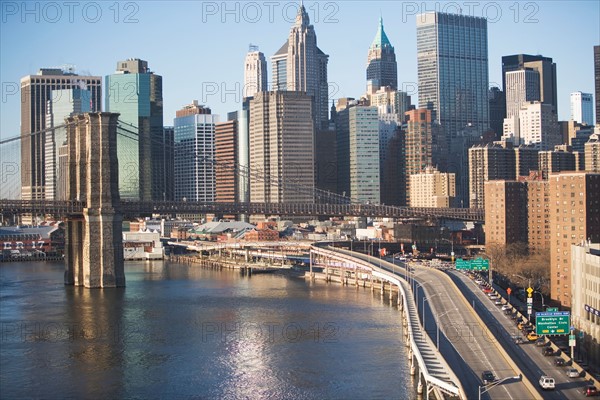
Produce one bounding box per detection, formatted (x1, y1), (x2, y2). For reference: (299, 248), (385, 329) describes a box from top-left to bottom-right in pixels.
(417, 12), (489, 139)
(105, 59), (163, 201)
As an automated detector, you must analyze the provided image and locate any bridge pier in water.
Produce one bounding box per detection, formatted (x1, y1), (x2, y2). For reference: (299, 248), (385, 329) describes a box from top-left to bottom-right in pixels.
(64, 112), (125, 288)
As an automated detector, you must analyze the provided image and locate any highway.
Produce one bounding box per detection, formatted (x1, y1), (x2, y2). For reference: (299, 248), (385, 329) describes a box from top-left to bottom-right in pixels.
(380, 260), (539, 400)
(447, 269), (594, 399)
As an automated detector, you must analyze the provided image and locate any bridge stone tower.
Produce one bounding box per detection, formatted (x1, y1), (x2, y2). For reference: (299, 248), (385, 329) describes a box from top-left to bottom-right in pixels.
(64, 112), (125, 287)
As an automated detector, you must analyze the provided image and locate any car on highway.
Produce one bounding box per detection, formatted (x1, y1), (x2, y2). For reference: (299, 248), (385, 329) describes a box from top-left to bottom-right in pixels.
(483, 287), (493, 293)
(554, 357), (565, 367)
(512, 335), (525, 344)
(554, 357), (565, 366)
(481, 370), (497, 385)
(501, 304), (511, 311)
(535, 337), (546, 346)
(527, 332), (539, 341)
(566, 368), (580, 378)
(520, 323), (533, 330)
(542, 347), (554, 356)
(494, 299), (503, 305)
(583, 385), (599, 396)
(539, 375), (555, 390)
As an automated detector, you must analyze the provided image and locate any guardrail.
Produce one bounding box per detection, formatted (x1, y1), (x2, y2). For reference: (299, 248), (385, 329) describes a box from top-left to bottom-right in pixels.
(311, 245), (463, 399)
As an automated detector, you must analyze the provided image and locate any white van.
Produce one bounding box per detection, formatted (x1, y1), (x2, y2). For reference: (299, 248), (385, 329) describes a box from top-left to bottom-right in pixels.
(539, 376), (555, 390)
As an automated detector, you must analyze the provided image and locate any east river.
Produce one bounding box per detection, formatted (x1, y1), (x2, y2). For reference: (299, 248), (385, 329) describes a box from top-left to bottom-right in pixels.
(0, 261), (415, 399)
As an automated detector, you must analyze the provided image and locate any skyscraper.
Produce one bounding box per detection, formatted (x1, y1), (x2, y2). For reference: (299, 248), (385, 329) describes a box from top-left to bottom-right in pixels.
(162, 126), (174, 201)
(380, 129), (406, 206)
(518, 102), (561, 150)
(595, 46), (600, 125)
(215, 118), (239, 203)
(404, 108), (444, 205)
(349, 106), (380, 203)
(249, 91), (315, 203)
(237, 100), (251, 206)
(367, 86), (412, 207)
(468, 143), (516, 209)
(570, 92), (594, 126)
(488, 87), (506, 140)
(502, 54), (558, 114)
(173, 102), (218, 202)
(271, 3), (329, 129)
(336, 101), (380, 203)
(368, 86), (412, 117)
(448, 125), (482, 207)
(502, 69), (541, 145)
(20, 68), (101, 200)
(243, 45), (268, 99)
(45, 87), (91, 200)
(505, 69), (540, 118)
(416, 12), (489, 140)
(366, 17), (397, 91)
(105, 59), (163, 201)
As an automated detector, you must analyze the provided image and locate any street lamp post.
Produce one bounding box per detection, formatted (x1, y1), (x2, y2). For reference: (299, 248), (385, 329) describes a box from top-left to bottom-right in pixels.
(412, 268), (422, 295)
(378, 237), (382, 269)
(390, 252), (404, 278)
(436, 308), (458, 350)
(534, 290), (545, 309)
(439, 227), (455, 262)
(513, 273), (532, 321)
(422, 293), (440, 331)
(478, 375), (521, 400)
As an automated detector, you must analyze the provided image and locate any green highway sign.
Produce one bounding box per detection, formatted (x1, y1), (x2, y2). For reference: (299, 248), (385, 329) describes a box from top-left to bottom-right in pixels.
(536, 311), (570, 335)
(546, 307), (558, 312)
(454, 257), (489, 271)
(455, 258), (469, 270)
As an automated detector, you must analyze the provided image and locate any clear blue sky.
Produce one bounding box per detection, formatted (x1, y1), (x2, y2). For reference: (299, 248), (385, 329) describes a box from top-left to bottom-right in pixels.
(1, 1), (599, 140)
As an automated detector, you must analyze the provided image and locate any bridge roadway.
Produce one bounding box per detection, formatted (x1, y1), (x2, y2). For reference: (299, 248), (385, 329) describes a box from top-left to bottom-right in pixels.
(340, 250), (540, 400)
(0, 199), (484, 221)
(406, 264), (540, 400)
(312, 245), (463, 399)
(448, 270), (599, 399)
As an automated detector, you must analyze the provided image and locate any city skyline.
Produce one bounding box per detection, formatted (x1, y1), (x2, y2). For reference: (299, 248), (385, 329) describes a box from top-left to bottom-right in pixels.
(1, 1), (599, 140)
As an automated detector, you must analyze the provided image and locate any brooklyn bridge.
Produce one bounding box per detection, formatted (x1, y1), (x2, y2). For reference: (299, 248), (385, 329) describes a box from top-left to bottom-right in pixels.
(1, 112), (483, 288)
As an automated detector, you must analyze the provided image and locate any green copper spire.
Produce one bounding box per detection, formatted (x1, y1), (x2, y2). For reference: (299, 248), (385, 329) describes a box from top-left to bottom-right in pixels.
(371, 17), (392, 49)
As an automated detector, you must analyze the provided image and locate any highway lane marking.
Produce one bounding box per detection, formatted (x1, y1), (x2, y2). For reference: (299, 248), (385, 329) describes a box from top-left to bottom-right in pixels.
(423, 277), (515, 399)
(445, 273), (539, 398)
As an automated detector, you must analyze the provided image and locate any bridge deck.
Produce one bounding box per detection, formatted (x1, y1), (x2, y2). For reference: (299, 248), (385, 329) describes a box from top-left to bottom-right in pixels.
(0, 200), (484, 221)
(311, 246), (462, 398)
